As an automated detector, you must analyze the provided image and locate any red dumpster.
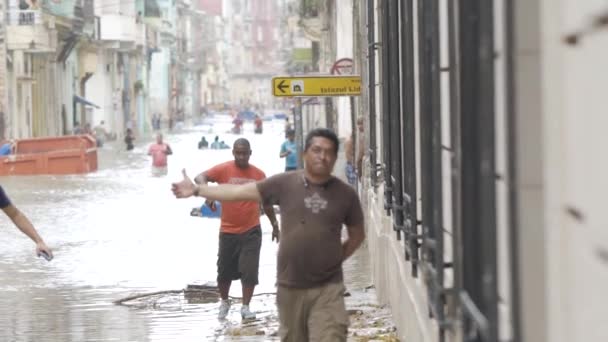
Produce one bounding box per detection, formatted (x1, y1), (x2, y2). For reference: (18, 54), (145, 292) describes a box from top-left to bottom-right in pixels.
(0, 135), (98, 176)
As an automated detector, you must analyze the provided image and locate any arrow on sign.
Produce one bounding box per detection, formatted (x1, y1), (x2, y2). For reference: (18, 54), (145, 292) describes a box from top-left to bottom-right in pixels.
(277, 80), (288, 94)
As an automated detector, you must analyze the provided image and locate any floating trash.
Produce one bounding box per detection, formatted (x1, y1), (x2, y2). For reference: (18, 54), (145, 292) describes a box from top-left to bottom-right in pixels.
(114, 284), (223, 309)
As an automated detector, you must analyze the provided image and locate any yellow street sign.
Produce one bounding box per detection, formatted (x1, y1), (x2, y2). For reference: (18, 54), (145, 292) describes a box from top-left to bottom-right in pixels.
(272, 76), (361, 97)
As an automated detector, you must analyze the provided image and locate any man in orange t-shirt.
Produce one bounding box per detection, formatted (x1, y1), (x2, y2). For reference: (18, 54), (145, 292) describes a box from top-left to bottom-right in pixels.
(194, 138), (279, 320)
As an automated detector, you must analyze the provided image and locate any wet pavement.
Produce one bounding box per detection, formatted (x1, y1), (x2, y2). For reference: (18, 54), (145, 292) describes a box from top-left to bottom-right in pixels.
(0, 118), (398, 341)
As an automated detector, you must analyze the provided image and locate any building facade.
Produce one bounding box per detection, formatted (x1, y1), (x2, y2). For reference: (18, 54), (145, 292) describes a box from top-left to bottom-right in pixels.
(0, 0), (206, 140)
(353, 1), (608, 342)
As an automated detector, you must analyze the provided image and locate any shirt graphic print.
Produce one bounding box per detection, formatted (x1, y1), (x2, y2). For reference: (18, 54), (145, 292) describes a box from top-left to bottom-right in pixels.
(304, 192), (328, 214)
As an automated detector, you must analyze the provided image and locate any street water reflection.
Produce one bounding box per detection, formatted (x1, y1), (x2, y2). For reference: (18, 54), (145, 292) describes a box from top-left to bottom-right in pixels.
(0, 119), (397, 341)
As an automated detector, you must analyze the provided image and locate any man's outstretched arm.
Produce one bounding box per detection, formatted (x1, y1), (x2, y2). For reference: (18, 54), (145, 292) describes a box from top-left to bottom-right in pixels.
(172, 169), (262, 202)
(2, 205), (53, 258)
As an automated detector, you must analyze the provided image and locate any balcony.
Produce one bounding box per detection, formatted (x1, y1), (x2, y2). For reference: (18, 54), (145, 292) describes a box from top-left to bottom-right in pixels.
(7, 9), (41, 26)
(100, 15), (136, 43)
(6, 10), (55, 52)
(42, 0), (85, 36)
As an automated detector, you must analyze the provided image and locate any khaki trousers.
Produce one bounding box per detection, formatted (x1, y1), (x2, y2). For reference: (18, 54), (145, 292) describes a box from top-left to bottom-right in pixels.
(277, 282), (349, 342)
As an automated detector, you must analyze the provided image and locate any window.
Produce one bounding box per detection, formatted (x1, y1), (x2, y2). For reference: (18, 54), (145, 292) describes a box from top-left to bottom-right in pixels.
(368, 1), (503, 340)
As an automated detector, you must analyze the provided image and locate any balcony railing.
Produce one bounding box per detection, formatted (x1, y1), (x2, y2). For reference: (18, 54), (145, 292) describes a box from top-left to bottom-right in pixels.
(7, 10), (42, 26)
(42, 0), (84, 34)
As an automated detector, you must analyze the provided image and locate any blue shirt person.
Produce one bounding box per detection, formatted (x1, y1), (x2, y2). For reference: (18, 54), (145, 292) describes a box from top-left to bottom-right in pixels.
(0, 185), (53, 260)
(210, 136), (221, 149)
(0, 140), (14, 156)
(280, 129), (298, 171)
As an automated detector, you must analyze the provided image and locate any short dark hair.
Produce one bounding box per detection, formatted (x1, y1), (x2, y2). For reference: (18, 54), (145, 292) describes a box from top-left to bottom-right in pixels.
(233, 138), (251, 149)
(304, 128), (339, 154)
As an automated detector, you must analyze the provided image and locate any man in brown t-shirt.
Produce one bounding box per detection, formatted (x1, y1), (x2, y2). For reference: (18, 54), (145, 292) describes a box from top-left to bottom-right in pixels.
(172, 128), (365, 341)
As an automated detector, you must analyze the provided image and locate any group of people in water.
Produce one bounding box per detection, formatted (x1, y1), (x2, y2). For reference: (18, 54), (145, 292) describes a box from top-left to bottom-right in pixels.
(231, 114), (264, 135)
(113, 112), (272, 180)
(198, 136), (230, 150)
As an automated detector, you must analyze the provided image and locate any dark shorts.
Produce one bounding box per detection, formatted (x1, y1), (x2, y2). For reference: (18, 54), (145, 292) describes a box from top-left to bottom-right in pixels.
(217, 225), (262, 286)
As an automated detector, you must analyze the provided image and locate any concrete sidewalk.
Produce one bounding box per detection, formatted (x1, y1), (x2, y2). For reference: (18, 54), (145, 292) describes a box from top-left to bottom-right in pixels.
(205, 245), (399, 341)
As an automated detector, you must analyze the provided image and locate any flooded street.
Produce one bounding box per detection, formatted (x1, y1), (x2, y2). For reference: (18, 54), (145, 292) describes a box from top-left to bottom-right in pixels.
(0, 119), (397, 341)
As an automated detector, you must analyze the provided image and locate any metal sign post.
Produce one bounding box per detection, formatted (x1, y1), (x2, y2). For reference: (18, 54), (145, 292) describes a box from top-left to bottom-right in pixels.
(294, 97), (304, 169)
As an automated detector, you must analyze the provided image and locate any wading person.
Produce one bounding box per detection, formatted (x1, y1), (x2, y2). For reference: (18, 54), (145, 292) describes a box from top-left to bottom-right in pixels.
(344, 117), (364, 187)
(198, 136), (209, 149)
(148, 133), (172, 176)
(210, 136), (221, 149)
(93, 120), (109, 147)
(172, 128), (365, 341)
(192, 138), (279, 320)
(124, 128), (135, 151)
(0, 185), (53, 260)
(280, 129), (298, 171)
(0, 139), (15, 156)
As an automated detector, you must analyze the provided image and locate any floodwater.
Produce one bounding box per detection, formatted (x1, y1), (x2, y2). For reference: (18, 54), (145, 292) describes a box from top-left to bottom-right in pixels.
(0, 117), (397, 341)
